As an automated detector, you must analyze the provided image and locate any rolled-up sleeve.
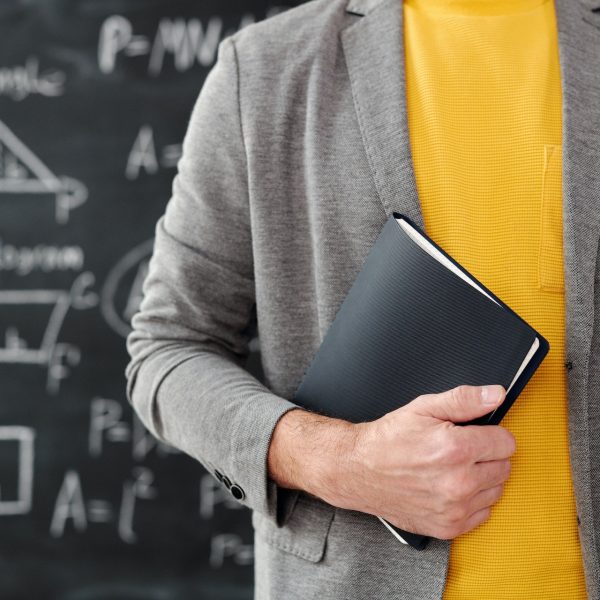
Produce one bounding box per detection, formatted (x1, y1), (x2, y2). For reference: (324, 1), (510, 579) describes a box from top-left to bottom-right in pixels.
(125, 35), (298, 521)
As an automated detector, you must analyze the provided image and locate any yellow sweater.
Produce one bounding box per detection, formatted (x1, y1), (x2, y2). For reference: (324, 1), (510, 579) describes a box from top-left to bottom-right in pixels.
(403, 0), (587, 597)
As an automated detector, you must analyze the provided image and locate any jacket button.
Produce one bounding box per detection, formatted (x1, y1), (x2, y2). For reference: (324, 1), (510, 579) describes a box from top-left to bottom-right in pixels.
(577, 514), (581, 526)
(230, 484), (245, 501)
(214, 469), (224, 482)
(565, 361), (573, 371)
(221, 475), (232, 489)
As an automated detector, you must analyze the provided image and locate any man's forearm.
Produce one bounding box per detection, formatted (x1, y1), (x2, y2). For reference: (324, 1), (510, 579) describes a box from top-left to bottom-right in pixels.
(265, 384), (513, 541)
(267, 408), (361, 508)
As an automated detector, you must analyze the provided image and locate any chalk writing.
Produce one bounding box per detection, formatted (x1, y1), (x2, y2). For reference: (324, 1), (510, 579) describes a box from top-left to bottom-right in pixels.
(132, 413), (181, 461)
(0, 272), (98, 393)
(0, 239), (84, 276)
(0, 57), (65, 101)
(0, 120), (87, 224)
(118, 467), (157, 543)
(199, 473), (244, 520)
(148, 16), (225, 75)
(125, 125), (182, 179)
(0, 426), (35, 515)
(50, 467), (158, 544)
(49, 470), (87, 537)
(89, 397), (131, 456)
(98, 10), (287, 76)
(209, 534), (253, 569)
(0, 4), (284, 588)
(89, 397), (180, 460)
(101, 240), (152, 338)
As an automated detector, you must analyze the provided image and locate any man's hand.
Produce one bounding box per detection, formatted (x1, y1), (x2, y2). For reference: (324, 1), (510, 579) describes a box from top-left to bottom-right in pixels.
(267, 384), (515, 540)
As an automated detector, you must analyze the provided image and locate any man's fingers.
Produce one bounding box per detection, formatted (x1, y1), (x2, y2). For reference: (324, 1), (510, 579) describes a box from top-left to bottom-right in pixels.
(455, 424), (516, 462)
(467, 483), (505, 516)
(462, 502), (498, 535)
(411, 384), (506, 423)
(471, 459), (511, 493)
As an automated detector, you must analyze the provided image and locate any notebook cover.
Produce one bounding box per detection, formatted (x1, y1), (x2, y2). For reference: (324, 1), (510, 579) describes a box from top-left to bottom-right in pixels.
(392, 212), (550, 427)
(292, 211), (550, 550)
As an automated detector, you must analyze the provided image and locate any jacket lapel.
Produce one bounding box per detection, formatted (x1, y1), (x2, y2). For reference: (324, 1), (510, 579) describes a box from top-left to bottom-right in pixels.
(555, 0), (600, 385)
(554, 0), (600, 595)
(340, 0), (423, 228)
(556, 0), (600, 383)
(341, 0), (600, 591)
(340, 0), (454, 575)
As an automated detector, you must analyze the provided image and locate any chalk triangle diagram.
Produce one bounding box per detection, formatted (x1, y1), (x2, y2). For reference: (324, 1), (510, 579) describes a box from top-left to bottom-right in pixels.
(0, 120), (62, 194)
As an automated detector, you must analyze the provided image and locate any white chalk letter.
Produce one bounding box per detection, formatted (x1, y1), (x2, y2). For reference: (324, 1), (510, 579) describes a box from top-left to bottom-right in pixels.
(49, 470), (87, 537)
(125, 125), (158, 180)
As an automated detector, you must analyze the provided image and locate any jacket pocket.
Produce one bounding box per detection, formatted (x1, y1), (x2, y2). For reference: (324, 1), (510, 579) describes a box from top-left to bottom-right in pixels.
(538, 143), (565, 293)
(252, 492), (335, 563)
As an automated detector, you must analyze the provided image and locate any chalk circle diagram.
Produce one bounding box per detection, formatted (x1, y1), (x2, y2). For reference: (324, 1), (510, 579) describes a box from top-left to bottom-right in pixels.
(0, 120), (87, 224)
(101, 240), (154, 338)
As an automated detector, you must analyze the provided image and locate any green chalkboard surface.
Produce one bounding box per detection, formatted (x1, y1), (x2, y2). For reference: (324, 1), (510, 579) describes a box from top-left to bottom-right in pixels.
(0, 1), (302, 598)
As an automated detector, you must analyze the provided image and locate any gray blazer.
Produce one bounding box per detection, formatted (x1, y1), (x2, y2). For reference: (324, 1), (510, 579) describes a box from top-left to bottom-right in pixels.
(125, 0), (600, 597)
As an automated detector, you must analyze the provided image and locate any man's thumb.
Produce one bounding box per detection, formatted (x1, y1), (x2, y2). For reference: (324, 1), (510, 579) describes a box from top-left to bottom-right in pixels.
(410, 384), (506, 423)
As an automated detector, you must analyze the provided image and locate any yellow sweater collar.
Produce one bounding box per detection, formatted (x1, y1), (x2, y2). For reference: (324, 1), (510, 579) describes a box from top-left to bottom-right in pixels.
(404, 0), (550, 16)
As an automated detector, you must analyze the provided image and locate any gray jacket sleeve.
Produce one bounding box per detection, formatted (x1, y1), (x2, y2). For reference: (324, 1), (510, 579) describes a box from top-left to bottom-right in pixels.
(124, 35), (299, 522)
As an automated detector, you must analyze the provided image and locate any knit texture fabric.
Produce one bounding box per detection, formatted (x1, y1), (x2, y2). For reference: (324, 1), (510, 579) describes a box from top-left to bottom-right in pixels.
(403, 0), (587, 596)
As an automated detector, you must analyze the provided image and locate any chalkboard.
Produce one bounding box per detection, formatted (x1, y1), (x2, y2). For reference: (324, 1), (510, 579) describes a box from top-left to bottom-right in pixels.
(0, 1), (303, 598)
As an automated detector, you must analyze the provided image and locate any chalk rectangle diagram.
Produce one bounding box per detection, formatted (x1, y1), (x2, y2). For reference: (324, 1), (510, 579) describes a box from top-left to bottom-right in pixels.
(0, 426), (35, 515)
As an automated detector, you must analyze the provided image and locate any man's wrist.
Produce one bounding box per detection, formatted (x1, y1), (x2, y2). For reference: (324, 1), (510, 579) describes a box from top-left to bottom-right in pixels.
(267, 407), (361, 508)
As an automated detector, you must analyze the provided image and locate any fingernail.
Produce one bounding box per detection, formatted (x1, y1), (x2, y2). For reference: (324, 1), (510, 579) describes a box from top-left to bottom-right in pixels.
(481, 385), (503, 405)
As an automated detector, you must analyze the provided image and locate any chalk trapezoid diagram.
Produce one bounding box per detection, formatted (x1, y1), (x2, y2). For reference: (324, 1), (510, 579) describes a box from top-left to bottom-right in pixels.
(0, 120), (88, 223)
(0, 271), (98, 393)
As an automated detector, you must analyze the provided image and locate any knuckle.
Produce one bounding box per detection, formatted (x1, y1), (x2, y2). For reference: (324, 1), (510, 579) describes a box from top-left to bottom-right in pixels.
(499, 427), (517, 455)
(475, 507), (492, 526)
(506, 431), (517, 454)
(437, 524), (462, 540)
(441, 434), (467, 464)
(460, 508), (491, 536)
(489, 461), (510, 486)
(492, 483), (505, 502)
(443, 474), (469, 502)
(411, 394), (429, 411)
(462, 384), (480, 402)
(456, 466), (478, 497)
(455, 384), (470, 397)
(452, 384), (470, 406)
(480, 484), (503, 509)
(463, 476), (478, 498)
(479, 506), (492, 523)
(446, 504), (468, 524)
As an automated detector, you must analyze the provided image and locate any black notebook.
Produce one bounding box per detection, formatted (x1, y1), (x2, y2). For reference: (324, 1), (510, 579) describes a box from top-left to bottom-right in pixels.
(292, 211), (550, 551)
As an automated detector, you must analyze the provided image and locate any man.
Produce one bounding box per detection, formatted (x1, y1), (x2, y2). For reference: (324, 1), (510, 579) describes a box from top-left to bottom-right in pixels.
(125, 0), (600, 597)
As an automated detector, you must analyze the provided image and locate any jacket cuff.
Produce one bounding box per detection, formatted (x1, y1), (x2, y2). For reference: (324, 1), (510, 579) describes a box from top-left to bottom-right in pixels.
(126, 349), (300, 523)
